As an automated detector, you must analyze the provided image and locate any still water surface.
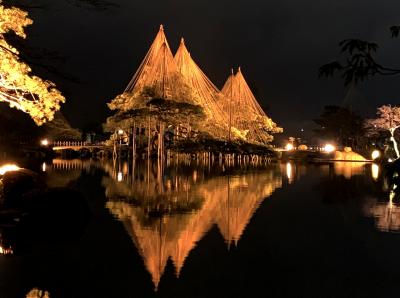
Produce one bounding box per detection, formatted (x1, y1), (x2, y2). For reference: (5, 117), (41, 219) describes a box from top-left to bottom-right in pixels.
(0, 159), (399, 298)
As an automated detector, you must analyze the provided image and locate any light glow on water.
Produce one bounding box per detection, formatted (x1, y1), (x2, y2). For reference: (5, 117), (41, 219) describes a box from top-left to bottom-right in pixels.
(117, 171), (123, 182)
(286, 162), (293, 183)
(371, 163), (380, 180)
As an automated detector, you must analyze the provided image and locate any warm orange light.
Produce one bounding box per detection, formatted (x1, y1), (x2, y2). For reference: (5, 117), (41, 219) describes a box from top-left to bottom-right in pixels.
(371, 163), (380, 180)
(40, 139), (49, 146)
(286, 162), (293, 183)
(323, 144), (335, 153)
(371, 150), (380, 160)
(0, 245), (13, 255)
(0, 164), (20, 175)
(286, 143), (294, 151)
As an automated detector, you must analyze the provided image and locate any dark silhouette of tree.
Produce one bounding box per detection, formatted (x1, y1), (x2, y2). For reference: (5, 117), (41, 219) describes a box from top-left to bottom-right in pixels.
(314, 105), (365, 148)
(319, 27), (400, 85)
(41, 112), (82, 141)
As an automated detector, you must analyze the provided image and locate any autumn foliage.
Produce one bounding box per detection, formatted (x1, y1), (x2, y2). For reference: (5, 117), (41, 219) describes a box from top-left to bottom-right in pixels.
(0, 3), (65, 125)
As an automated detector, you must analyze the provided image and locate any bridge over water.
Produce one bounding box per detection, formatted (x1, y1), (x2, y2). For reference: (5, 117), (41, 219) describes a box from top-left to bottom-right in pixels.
(51, 141), (112, 152)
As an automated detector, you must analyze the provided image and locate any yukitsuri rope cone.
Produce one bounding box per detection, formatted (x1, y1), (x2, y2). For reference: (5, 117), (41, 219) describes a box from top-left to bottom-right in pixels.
(221, 67), (282, 144)
(108, 25), (282, 143)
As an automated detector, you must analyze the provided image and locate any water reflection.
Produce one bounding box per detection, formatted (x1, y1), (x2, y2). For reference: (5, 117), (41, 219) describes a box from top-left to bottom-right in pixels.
(2, 158), (397, 296)
(26, 288), (50, 298)
(286, 162), (293, 183)
(42, 159), (100, 188)
(371, 163), (380, 180)
(364, 163), (400, 232)
(333, 162), (367, 179)
(365, 193), (400, 232)
(0, 244), (13, 255)
(280, 162), (307, 184)
(103, 160), (283, 288)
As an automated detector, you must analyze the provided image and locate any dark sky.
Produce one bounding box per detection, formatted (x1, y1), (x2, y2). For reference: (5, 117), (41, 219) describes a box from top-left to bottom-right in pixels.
(26, 0), (400, 136)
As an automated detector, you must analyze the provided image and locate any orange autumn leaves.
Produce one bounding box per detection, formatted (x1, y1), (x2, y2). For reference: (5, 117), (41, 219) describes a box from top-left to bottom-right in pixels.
(0, 3), (65, 125)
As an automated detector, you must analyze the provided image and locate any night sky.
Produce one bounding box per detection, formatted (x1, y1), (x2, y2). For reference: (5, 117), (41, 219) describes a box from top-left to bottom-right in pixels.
(25, 0), (400, 136)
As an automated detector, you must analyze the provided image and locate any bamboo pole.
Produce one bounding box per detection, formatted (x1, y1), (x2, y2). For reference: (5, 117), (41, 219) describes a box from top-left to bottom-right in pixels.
(148, 116), (151, 159)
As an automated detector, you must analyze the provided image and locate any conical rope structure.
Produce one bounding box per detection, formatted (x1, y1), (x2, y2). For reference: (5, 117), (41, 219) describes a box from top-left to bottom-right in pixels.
(174, 38), (229, 138)
(109, 25), (197, 113)
(107, 25), (281, 143)
(125, 25), (192, 102)
(221, 67), (282, 144)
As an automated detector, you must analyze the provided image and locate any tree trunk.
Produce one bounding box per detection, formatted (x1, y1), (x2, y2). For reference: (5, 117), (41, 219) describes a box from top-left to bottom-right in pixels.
(390, 127), (400, 159)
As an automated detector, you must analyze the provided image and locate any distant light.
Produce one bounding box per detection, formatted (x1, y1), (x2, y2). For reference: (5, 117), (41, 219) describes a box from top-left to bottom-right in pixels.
(388, 158), (393, 163)
(371, 163), (379, 180)
(0, 245), (13, 255)
(323, 144), (335, 153)
(117, 172), (123, 182)
(0, 164), (20, 175)
(300, 128), (304, 132)
(286, 143), (294, 151)
(371, 150), (380, 160)
(40, 139), (49, 146)
(42, 162), (46, 172)
(118, 129), (124, 135)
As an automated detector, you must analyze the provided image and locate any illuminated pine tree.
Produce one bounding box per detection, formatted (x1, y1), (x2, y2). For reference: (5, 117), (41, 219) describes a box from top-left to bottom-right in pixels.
(0, 3), (65, 125)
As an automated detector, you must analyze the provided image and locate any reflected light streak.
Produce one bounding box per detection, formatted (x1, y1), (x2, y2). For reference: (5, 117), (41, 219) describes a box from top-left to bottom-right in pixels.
(286, 162), (293, 183)
(0, 164), (20, 175)
(42, 162), (46, 172)
(117, 172), (123, 182)
(371, 163), (379, 180)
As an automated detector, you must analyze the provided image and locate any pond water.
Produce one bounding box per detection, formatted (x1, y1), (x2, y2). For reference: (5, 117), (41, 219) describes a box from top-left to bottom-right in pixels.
(0, 159), (399, 298)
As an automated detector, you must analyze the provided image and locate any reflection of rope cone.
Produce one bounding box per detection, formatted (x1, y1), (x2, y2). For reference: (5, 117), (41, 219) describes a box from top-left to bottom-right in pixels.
(213, 174), (282, 245)
(333, 162), (366, 179)
(105, 162), (282, 288)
